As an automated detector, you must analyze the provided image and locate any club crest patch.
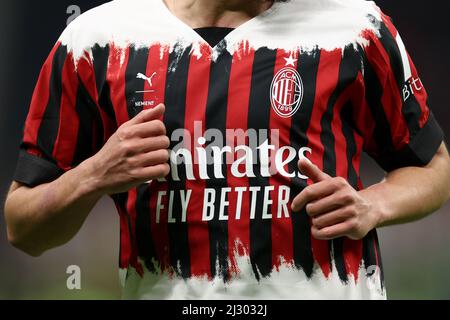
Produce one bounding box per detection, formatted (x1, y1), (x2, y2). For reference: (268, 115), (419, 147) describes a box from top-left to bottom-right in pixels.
(270, 67), (304, 118)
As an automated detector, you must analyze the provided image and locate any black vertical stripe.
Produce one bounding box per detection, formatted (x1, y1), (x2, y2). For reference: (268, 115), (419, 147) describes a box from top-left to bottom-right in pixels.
(247, 47), (277, 280)
(362, 230), (382, 289)
(362, 231), (376, 269)
(36, 45), (67, 163)
(124, 46), (159, 273)
(125, 46), (150, 118)
(164, 44), (192, 279)
(340, 102), (359, 190)
(321, 46), (360, 176)
(320, 46), (361, 283)
(204, 44), (232, 281)
(91, 44), (116, 122)
(362, 48), (396, 162)
(289, 49), (321, 278)
(135, 186), (158, 272)
(72, 82), (101, 166)
(332, 241), (346, 282)
(378, 23), (422, 137)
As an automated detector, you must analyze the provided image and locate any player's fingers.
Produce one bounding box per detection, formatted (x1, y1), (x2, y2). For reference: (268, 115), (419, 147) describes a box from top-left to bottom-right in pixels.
(132, 135), (170, 153)
(126, 104), (165, 126)
(132, 163), (170, 182)
(311, 221), (352, 240)
(128, 120), (167, 138)
(298, 158), (330, 183)
(306, 190), (355, 217)
(291, 180), (339, 212)
(311, 207), (354, 230)
(131, 149), (170, 168)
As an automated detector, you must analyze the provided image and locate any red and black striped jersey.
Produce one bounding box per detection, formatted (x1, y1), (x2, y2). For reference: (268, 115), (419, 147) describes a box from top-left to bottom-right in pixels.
(14, 0), (443, 299)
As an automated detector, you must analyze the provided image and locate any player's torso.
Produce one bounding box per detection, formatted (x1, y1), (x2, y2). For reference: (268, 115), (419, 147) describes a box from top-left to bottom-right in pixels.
(65, 0), (386, 298)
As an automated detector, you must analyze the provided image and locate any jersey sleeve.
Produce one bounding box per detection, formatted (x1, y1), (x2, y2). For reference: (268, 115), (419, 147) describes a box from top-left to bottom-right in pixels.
(353, 13), (444, 172)
(14, 41), (103, 187)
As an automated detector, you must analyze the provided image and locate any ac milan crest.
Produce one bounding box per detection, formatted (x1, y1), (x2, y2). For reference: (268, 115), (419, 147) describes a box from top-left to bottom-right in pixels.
(270, 67), (304, 118)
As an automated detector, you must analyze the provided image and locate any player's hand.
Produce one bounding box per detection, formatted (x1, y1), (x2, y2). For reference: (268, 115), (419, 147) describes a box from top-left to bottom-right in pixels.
(291, 159), (378, 240)
(87, 104), (170, 195)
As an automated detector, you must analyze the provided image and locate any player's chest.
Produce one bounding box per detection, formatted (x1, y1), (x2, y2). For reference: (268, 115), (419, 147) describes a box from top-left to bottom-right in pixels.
(107, 44), (360, 137)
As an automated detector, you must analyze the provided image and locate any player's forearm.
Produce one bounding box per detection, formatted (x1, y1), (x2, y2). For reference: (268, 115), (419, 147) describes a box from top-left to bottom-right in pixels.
(361, 143), (450, 228)
(4, 159), (103, 257)
(5, 105), (170, 257)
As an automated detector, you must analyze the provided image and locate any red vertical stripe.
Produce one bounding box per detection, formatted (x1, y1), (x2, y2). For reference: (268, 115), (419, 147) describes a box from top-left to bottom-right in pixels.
(184, 44), (212, 278)
(350, 72), (366, 190)
(52, 51), (80, 170)
(332, 88), (351, 179)
(363, 36), (410, 149)
(226, 41), (255, 276)
(349, 72), (378, 154)
(23, 42), (62, 156)
(306, 49), (343, 278)
(143, 44), (169, 109)
(346, 75), (370, 282)
(77, 51), (116, 141)
(107, 44), (130, 126)
(343, 239), (363, 282)
(270, 49), (297, 269)
(146, 44), (172, 273)
(351, 131), (364, 185)
(107, 44), (144, 273)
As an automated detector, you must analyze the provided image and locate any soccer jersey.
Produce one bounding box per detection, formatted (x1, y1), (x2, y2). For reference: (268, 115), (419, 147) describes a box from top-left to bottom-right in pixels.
(14, 0), (443, 299)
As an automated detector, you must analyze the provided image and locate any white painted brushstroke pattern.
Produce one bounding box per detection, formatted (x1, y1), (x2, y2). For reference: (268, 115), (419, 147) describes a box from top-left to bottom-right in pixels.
(59, 0), (383, 64)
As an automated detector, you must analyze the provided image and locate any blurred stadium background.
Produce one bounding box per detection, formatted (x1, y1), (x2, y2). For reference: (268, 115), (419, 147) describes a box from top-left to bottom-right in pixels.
(0, 0), (449, 300)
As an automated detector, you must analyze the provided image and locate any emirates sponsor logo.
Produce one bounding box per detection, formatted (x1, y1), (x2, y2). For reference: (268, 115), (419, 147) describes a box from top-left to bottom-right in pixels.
(152, 125), (312, 223)
(159, 123), (312, 182)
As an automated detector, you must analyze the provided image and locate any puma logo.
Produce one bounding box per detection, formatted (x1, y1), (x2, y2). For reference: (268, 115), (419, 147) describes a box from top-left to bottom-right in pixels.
(137, 72), (157, 87)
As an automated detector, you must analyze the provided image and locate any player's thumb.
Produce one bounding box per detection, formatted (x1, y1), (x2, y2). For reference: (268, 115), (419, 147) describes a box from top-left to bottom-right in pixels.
(298, 158), (330, 183)
(131, 104), (165, 124)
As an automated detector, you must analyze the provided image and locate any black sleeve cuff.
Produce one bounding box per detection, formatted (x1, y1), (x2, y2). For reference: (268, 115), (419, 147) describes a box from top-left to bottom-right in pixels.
(13, 150), (65, 187)
(374, 113), (444, 172)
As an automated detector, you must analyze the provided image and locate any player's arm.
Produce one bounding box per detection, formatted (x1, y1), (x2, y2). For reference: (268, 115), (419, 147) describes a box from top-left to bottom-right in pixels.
(292, 142), (450, 240)
(291, 11), (450, 241)
(361, 142), (450, 227)
(4, 105), (170, 257)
